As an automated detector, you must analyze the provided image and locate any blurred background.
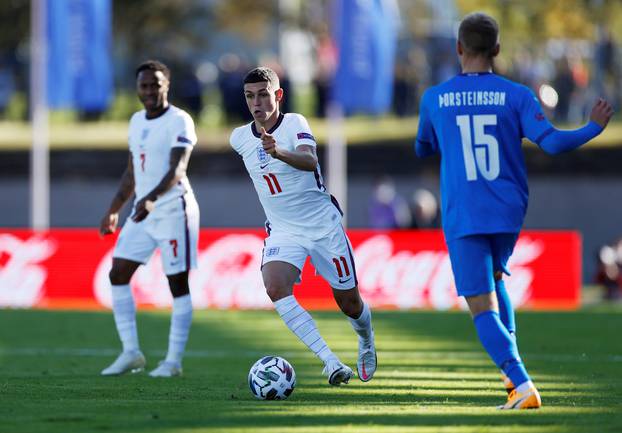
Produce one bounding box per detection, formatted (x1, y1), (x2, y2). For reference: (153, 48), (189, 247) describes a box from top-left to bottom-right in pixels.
(1, 0), (622, 300)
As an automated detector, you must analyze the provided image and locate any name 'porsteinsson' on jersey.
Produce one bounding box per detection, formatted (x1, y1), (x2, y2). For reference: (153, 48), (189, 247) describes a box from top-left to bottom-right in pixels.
(230, 113), (342, 239)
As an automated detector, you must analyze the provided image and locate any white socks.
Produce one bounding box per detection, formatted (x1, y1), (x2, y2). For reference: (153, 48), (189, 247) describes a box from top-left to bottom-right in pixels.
(516, 380), (535, 393)
(348, 302), (373, 344)
(274, 295), (335, 363)
(110, 285), (192, 366)
(165, 294), (193, 365)
(110, 284), (139, 352)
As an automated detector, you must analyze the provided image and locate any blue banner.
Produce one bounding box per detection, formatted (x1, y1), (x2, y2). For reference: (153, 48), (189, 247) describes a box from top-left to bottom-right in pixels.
(332, 0), (398, 115)
(47, 0), (112, 111)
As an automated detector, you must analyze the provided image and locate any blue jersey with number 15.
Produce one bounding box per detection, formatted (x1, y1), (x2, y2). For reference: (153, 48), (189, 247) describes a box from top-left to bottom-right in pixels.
(415, 72), (554, 241)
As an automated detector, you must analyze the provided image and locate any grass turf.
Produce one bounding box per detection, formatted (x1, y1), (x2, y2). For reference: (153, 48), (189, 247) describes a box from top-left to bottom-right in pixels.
(0, 308), (620, 433)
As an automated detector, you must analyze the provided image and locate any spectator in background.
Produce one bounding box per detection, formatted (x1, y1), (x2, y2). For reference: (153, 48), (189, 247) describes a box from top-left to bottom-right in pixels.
(409, 188), (439, 229)
(218, 53), (250, 123)
(392, 57), (419, 117)
(553, 57), (575, 122)
(0, 65), (15, 117)
(595, 239), (622, 301)
(368, 177), (411, 229)
(312, 27), (337, 118)
(594, 26), (617, 104)
(174, 68), (203, 118)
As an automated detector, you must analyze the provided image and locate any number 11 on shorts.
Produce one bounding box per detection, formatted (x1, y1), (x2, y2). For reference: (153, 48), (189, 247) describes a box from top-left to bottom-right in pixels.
(332, 256), (350, 278)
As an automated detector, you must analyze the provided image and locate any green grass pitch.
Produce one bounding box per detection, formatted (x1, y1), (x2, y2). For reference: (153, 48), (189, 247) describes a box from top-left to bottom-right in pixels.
(1, 308), (621, 433)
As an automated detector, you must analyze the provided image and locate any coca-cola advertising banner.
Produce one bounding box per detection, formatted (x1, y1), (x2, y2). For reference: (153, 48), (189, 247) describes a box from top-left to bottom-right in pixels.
(0, 229), (581, 310)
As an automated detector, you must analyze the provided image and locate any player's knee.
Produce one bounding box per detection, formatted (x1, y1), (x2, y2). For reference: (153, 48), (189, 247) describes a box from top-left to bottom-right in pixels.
(167, 272), (190, 298)
(265, 280), (292, 302)
(169, 282), (190, 298)
(465, 292), (497, 317)
(109, 267), (131, 285)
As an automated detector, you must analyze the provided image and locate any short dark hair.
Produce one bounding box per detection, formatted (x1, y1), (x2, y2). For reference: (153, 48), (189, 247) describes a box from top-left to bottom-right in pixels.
(243, 67), (280, 89)
(135, 60), (171, 80)
(458, 12), (499, 58)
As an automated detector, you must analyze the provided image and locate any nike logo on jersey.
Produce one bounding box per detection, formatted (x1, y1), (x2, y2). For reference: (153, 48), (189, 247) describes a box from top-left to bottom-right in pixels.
(260, 163), (269, 169)
(338, 276), (352, 284)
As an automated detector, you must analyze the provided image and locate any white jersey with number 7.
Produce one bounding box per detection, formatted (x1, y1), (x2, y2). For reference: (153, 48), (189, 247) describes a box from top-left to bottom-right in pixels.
(128, 105), (197, 214)
(230, 112), (342, 240)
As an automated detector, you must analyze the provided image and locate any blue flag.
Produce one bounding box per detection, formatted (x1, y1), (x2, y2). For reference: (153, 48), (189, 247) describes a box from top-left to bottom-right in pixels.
(332, 0), (398, 115)
(47, 0), (112, 111)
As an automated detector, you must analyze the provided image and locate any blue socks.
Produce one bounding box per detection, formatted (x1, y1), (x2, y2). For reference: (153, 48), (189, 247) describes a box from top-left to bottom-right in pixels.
(495, 280), (516, 337)
(473, 310), (530, 387)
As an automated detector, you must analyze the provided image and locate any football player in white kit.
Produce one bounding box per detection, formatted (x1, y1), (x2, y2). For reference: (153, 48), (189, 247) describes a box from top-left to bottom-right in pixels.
(99, 60), (199, 378)
(230, 67), (377, 385)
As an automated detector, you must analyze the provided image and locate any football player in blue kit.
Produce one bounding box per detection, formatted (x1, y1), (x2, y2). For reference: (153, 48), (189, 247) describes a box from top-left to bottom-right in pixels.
(415, 12), (613, 409)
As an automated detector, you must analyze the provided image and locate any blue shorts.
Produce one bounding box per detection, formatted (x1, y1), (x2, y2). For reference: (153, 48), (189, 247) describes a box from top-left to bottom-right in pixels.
(446, 233), (518, 297)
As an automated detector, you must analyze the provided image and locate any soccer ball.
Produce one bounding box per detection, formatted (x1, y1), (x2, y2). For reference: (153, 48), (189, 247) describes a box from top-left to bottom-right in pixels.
(248, 355), (296, 400)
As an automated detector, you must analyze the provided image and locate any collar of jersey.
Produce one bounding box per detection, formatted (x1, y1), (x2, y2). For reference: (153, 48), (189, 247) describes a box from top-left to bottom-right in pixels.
(144, 106), (170, 121)
(251, 112), (285, 138)
(458, 71), (494, 77)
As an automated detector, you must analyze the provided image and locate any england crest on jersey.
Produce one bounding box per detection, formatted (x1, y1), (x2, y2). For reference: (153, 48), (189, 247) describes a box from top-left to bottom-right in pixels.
(257, 145), (270, 169)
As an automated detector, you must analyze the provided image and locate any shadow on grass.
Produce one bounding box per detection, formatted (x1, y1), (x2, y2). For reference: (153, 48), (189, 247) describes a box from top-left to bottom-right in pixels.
(0, 309), (621, 433)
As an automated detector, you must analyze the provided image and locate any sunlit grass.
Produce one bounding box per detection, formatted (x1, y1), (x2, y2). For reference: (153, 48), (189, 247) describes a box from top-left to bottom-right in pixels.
(0, 309), (620, 433)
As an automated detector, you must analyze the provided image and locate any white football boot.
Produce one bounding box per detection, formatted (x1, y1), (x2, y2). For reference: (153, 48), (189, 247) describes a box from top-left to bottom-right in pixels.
(101, 350), (146, 376)
(322, 358), (353, 386)
(148, 360), (183, 378)
(357, 330), (377, 382)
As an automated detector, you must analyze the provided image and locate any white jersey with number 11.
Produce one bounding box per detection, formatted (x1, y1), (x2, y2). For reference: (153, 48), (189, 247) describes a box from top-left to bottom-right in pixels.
(230, 112), (342, 240)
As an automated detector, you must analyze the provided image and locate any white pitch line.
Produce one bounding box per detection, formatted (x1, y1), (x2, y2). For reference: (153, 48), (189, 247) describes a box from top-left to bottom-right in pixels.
(0, 347), (620, 362)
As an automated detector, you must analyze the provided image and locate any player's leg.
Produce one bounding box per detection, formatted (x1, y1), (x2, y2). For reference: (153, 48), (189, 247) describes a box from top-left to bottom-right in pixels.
(332, 286), (376, 382)
(491, 233), (519, 392)
(448, 235), (540, 409)
(108, 257), (142, 354)
(101, 220), (156, 376)
(311, 225), (376, 382)
(148, 270), (192, 377)
(262, 234), (346, 385)
(149, 197), (198, 378)
(495, 273), (516, 337)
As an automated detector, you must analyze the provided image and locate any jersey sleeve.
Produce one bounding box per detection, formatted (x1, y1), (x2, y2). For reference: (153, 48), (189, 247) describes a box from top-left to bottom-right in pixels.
(516, 86), (555, 144)
(537, 121), (603, 154)
(229, 127), (243, 154)
(415, 90), (439, 157)
(289, 114), (317, 149)
(516, 86), (604, 153)
(170, 111), (197, 149)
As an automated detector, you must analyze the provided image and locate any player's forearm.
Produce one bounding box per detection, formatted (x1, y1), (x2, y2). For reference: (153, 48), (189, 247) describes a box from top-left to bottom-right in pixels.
(142, 147), (191, 201)
(107, 170), (134, 213)
(275, 149), (318, 171)
(538, 121), (603, 154)
(143, 168), (185, 201)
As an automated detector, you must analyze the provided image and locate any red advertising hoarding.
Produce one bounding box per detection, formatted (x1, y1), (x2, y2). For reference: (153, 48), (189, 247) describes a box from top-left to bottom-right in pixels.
(0, 228), (581, 310)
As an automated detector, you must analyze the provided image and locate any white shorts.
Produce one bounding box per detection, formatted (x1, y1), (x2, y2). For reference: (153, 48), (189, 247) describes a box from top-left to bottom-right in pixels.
(261, 223), (357, 290)
(113, 195), (199, 275)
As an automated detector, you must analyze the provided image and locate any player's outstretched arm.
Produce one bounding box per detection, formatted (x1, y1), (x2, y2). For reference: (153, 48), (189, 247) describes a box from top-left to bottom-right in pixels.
(100, 152), (135, 235)
(260, 127), (318, 171)
(538, 98), (614, 155)
(132, 146), (192, 222)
